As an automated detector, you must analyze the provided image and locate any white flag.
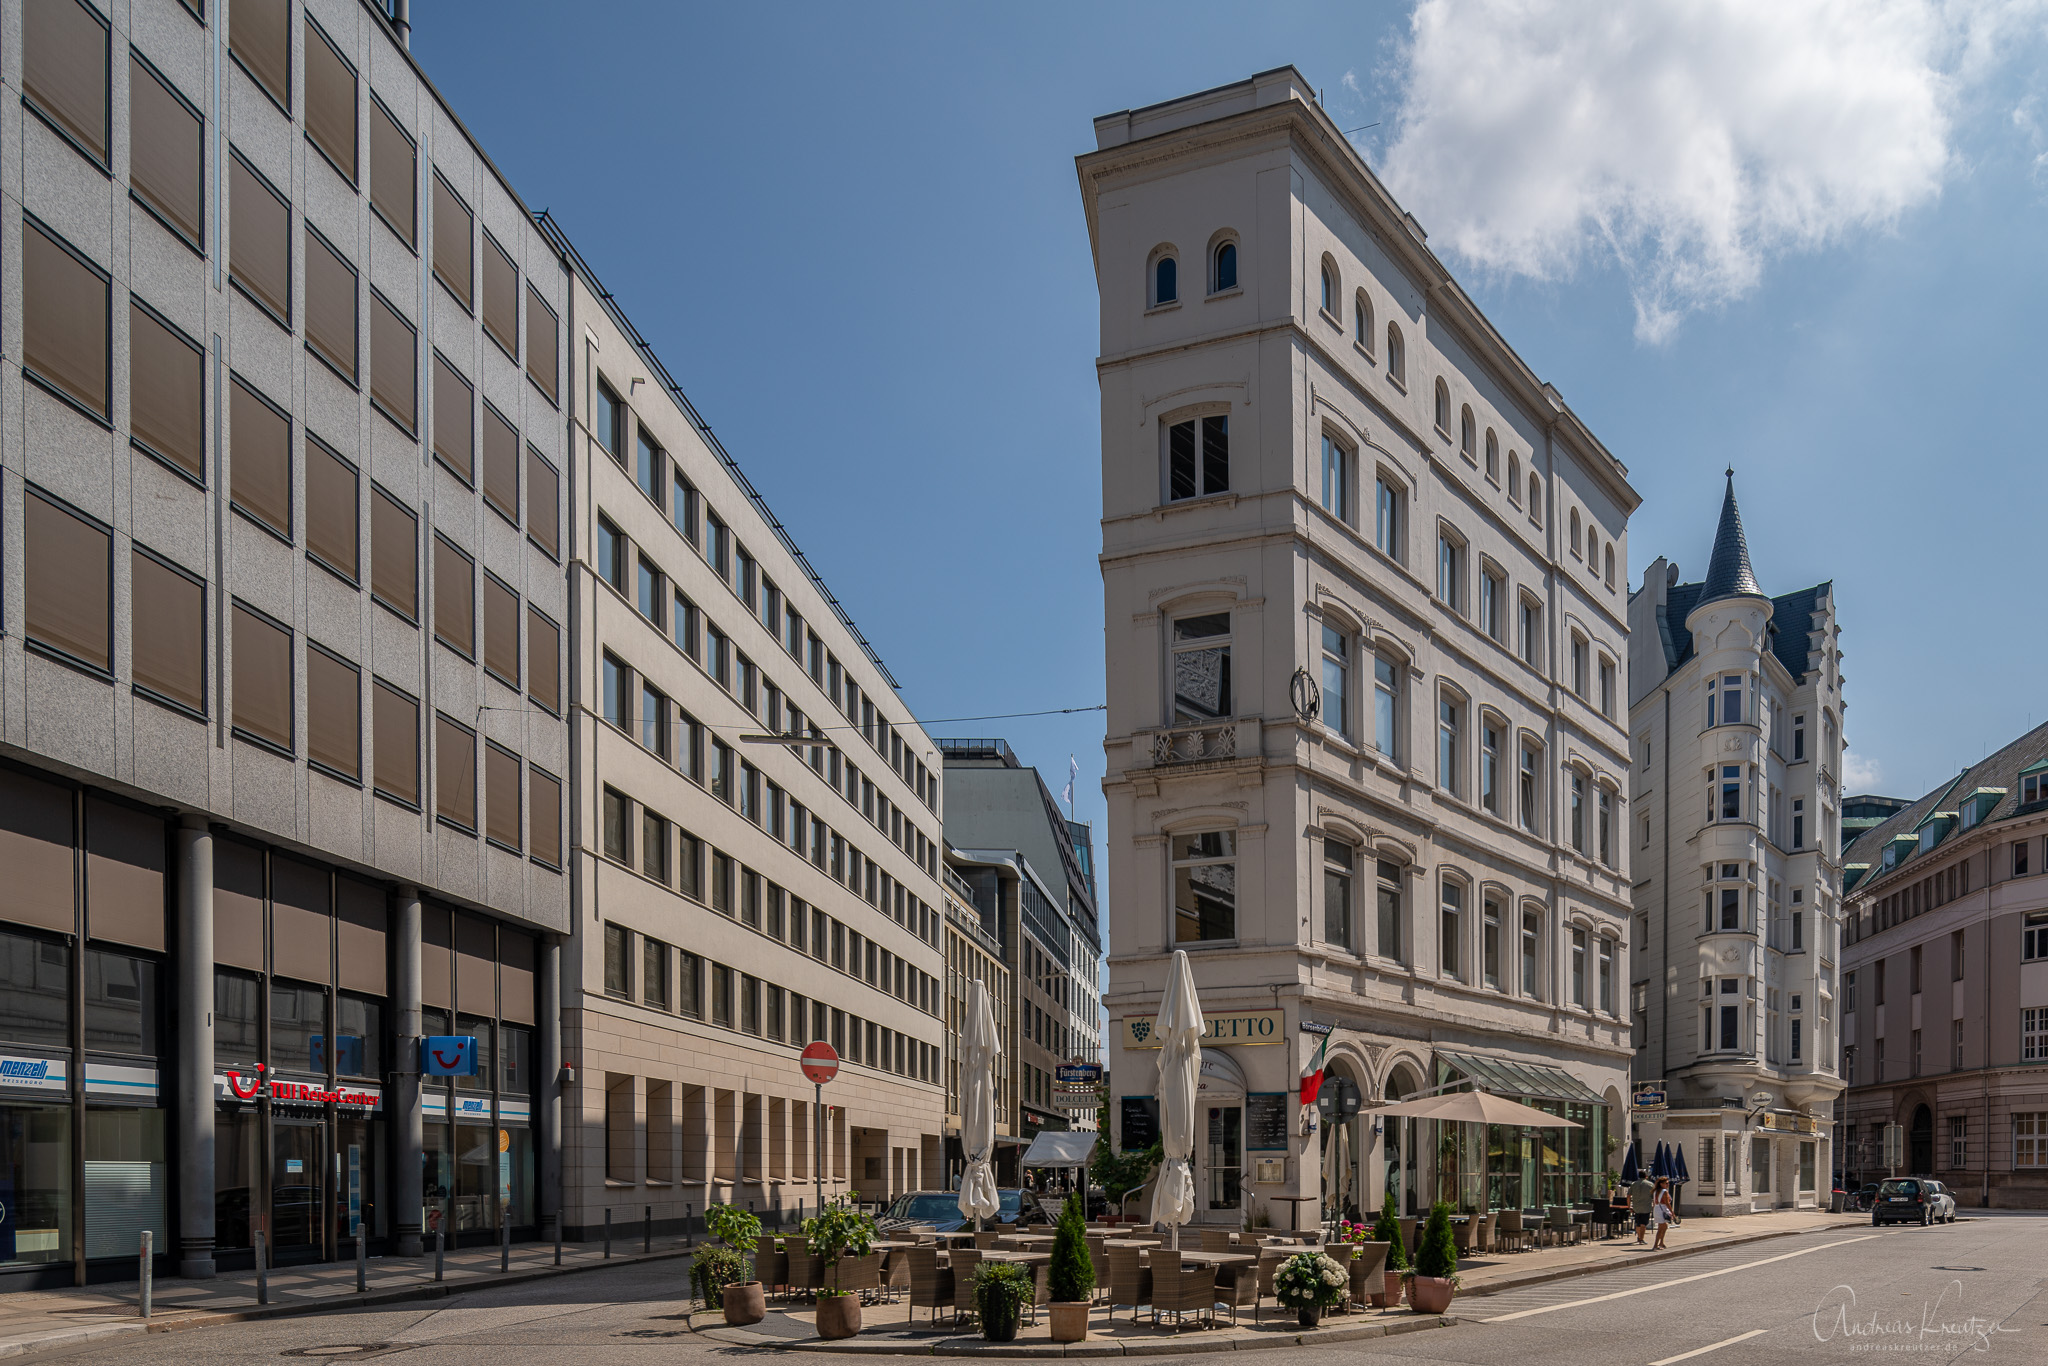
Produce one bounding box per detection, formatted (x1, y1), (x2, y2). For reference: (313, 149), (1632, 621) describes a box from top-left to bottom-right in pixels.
(1063, 755), (1077, 808)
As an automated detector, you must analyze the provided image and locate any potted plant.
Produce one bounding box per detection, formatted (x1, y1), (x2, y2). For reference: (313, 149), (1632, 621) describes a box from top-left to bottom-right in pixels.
(974, 1261), (1034, 1343)
(804, 1196), (877, 1339)
(1408, 1201), (1459, 1314)
(1367, 1191), (1408, 1307)
(1046, 1191), (1094, 1342)
(1273, 1250), (1346, 1328)
(703, 1204), (765, 1325)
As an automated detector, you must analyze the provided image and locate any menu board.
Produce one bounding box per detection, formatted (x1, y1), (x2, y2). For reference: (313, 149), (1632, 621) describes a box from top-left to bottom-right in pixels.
(1120, 1096), (1160, 1152)
(1245, 1092), (1291, 1150)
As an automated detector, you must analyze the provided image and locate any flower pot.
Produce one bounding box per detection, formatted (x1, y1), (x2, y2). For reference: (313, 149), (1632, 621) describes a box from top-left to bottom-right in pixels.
(721, 1281), (766, 1326)
(1049, 1302), (1090, 1342)
(1408, 1276), (1456, 1314)
(1297, 1305), (1322, 1329)
(982, 1305), (1020, 1343)
(815, 1293), (863, 1339)
(1367, 1290), (1389, 1309)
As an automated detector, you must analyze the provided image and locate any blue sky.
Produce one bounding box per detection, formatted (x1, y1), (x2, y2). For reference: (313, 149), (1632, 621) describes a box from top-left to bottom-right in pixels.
(412, 0), (2048, 867)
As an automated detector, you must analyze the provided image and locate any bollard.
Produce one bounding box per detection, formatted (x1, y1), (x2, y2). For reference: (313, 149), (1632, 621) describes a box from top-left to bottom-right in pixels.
(501, 1210), (510, 1272)
(356, 1226), (367, 1293)
(603, 1207), (612, 1259)
(553, 1218), (562, 1267)
(255, 1231), (269, 1306)
(139, 1230), (153, 1319)
(644, 1205), (652, 1254)
(434, 1226), (444, 1282)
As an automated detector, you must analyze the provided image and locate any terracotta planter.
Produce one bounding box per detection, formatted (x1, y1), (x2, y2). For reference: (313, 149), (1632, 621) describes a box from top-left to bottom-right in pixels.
(721, 1281), (766, 1326)
(815, 1293), (863, 1339)
(1408, 1276), (1456, 1314)
(981, 1303), (1020, 1343)
(1049, 1302), (1090, 1342)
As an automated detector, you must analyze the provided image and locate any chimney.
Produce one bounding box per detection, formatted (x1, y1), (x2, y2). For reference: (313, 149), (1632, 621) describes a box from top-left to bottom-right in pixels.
(391, 0), (410, 48)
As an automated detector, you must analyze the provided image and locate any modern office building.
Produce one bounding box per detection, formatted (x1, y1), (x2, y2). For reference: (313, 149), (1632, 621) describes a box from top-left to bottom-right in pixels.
(1080, 68), (1638, 1227)
(1836, 723), (2048, 1207)
(556, 241), (948, 1234)
(0, 0), (570, 1285)
(1627, 478), (1845, 1212)
(938, 738), (1103, 1133)
(940, 856), (1013, 1184)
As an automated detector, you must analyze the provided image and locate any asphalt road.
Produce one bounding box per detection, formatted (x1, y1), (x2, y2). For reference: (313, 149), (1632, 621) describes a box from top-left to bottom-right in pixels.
(32, 1215), (2048, 1366)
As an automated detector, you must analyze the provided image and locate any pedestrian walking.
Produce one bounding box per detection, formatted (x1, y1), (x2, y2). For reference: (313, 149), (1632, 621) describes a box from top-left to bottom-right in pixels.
(1652, 1176), (1673, 1250)
(1629, 1172), (1655, 1245)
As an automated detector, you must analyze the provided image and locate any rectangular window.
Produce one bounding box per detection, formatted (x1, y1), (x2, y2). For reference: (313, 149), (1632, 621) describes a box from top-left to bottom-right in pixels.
(24, 0), (110, 164)
(526, 447), (560, 556)
(306, 644), (361, 780)
(642, 938), (669, 1010)
(596, 516), (627, 593)
(432, 174), (473, 310)
(1323, 840), (1353, 950)
(432, 536), (475, 658)
(1373, 656), (1398, 759)
(1522, 909), (1541, 996)
(231, 603), (292, 751)
(303, 16), (355, 181)
(2024, 1007), (2048, 1063)
(432, 354), (474, 482)
(593, 380), (623, 460)
(2017, 1113), (2048, 1167)
(1720, 1003), (1740, 1051)
(129, 301), (205, 479)
(711, 966), (733, 1028)
(526, 284), (559, 403)
(1571, 926), (1588, 1007)
(1598, 788), (1613, 866)
(1172, 831), (1236, 942)
(131, 548), (205, 713)
(25, 489), (112, 672)
(640, 683), (668, 759)
(1483, 899), (1502, 988)
(1519, 597), (1542, 668)
(483, 574), (520, 687)
(369, 292), (417, 433)
(530, 767), (562, 867)
(1166, 414), (1229, 500)
(369, 98), (415, 247)
(305, 437), (359, 582)
(1320, 435), (1348, 520)
(1480, 568), (1503, 641)
(602, 788), (630, 863)
(373, 681), (420, 806)
(229, 0), (290, 110)
(1375, 475), (1402, 560)
(229, 152), (291, 324)
(1440, 881), (1462, 980)
(131, 53), (204, 247)
(641, 808), (668, 884)
(230, 376), (292, 538)
(482, 232), (519, 357)
(24, 220), (111, 419)
(479, 403), (520, 524)
(304, 226), (359, 381)
(603, 924), (630, 998)
(1437, 532), (1462, 609)
(1437, 695), (1460, 795)
(371, 486), (418, 619)
(1720, 765), (1743, 821)
(435, 714), (477, 831)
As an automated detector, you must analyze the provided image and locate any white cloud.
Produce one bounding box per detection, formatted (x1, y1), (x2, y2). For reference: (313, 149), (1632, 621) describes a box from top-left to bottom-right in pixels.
(1372, 1), (2043, 342)
(1842, 749), (1885, 793)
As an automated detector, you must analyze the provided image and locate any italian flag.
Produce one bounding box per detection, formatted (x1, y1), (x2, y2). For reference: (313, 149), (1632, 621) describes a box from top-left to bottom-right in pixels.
(1298, 1033), (1330, 1106)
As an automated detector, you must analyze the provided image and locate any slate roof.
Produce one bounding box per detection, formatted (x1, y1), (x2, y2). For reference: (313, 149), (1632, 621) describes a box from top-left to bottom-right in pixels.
(1654, 477), (1827, 684)
(1699, 473), (1763, 605)
(1840, 720), (2048, 894)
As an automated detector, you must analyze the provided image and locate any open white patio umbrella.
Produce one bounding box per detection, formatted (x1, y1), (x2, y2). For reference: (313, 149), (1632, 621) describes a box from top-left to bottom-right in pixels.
(1149, 949), (1204, 1249)
(956, 977), (1002, 1230)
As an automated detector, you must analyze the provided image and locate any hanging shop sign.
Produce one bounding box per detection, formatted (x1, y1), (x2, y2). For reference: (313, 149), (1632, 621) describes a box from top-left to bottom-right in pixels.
(421, 1036), (480, 1076)
(1122, 1009), (1284, 1049)
(1632, 1084), (1668, 1112)
(1056, 1062), (1103, 1085)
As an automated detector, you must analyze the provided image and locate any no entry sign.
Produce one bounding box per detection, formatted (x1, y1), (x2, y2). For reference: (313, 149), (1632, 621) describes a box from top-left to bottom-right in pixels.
(801, 1041), (840, 1085)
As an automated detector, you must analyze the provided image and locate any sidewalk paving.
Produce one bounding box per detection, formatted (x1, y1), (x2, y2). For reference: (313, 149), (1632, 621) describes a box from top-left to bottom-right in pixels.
(1455, 1207), (1865, 1297)
(0, 1236), (694, 1358)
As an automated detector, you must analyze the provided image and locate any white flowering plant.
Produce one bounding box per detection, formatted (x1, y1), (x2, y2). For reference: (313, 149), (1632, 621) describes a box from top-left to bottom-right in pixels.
(1273, 1251), (1347, 1310)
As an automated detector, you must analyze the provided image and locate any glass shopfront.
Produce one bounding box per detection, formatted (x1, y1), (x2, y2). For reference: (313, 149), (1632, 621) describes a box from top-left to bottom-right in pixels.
(1434, 1053), (1611, 1212)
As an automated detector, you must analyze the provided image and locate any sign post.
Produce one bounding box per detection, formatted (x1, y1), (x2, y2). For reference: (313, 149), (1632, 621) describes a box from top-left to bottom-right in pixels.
(801, 1042), (840, 1218)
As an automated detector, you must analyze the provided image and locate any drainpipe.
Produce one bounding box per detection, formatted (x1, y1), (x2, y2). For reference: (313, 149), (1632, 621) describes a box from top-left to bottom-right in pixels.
(391, 0), (410, 47)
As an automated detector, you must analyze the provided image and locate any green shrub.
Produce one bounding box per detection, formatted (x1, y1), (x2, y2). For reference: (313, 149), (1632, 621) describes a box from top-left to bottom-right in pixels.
(1413, 1201), (1458, 1282)
(974, 1260), (1034, 1335)
(1371, 1190), (1408, 1273)
(803, 1196), (877, 1297)
(1047, 1190), (1094, 1303)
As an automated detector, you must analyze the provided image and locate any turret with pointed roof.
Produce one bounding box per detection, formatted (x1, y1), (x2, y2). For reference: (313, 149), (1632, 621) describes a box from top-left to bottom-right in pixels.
(1699, 469), (1763, 605)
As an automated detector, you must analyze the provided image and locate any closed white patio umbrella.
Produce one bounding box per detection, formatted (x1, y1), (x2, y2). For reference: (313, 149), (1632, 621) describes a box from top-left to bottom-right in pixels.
(1149, 949), (1204, 1249)
(957, 977), (1002, 1229)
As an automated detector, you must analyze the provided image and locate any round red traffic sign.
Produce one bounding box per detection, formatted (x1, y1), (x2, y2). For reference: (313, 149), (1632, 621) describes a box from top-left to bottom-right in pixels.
(801, 1041), (841, 1085)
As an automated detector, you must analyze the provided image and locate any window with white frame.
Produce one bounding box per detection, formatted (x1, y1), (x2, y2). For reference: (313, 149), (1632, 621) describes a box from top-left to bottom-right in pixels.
(1484, 429), (1499, 482)
(2024, 1006), (2048, 1063)
(1437, 528), (1463, 611)
(1321, 259), (1337, 315)
(1440, 881), (1463, 980)
(1598, 937), (1615, 1013)
(1376, 860), (1403, 962)
(1480, 722), (1500, 816)
(1165, 415), (1228, 501)
(1212, 239), (1237, 293)
(1483, 897), (1502, 989)
(2024, 911), (2048, 961)
(1521, 907), (1541, 996)
(1171, 612), (1232, 724)
(1373, 653), (1399, 761)
(1570, 770), (1587, 852)
(1434, 379), (1450, 434)
(1519, 743), (1541, 834)
(1320, 434), (1350, 522)
(1598, 788), (1614, 867)
(1519, 595), (1542, 669)
(1480, 565), (1504, 642)
(1352, 289), (1371, 348)
(2016, 1113), (2048, 1168)
(1718, 765), (1744, 822)
(1599, 656), (1616, 717)
(1792, 712), (1806, 761)
(1375, 472), (1404, 562)
(1438, 694), (1462, 796)
(1152, 251), (1178, 306)
(1324, 838), (1354, 950)
(1792, 797), (1805, 850)
(1171, 831), (1236, 943)
(1707, 673), (1745, 727)
(1570, 633), (1589, 698)
(1570, 926), (1588, 1007)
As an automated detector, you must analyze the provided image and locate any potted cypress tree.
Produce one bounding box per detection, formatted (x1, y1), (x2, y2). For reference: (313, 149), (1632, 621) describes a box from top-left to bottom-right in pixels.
(1408, 1201), (1459, 1314)
(1046, 1191), (1095, 1342)
(1367, 1190), (1408, 1308)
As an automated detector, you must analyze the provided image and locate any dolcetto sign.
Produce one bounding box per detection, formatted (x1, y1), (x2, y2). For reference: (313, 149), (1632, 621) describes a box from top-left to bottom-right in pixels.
(1122, 1009), (1284, 1049)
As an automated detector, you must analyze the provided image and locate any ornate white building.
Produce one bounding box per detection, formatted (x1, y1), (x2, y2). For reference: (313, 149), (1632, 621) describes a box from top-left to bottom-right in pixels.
(1626, 476), (1846, 1212)
(1081, 68), (1639, 1226)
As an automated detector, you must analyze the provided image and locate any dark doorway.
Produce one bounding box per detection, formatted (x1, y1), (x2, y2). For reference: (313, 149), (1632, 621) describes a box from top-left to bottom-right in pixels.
(1909, 1105), (1933, 1176)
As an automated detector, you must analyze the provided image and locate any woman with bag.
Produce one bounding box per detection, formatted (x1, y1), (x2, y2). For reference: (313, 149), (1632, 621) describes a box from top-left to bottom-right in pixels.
(1651, 1177), (1674, 1251)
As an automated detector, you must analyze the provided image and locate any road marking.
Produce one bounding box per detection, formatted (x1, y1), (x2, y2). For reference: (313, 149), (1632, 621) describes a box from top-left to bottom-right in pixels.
(1647, 1328), (1769, 1364)
(1476, 1235), (1881, 1322)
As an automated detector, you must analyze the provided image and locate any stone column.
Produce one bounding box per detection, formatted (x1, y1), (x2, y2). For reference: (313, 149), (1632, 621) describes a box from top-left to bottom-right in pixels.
(538, 934), (562, 1240)
(174, 816), (215, 1279)
(392, 887), (424, 1255)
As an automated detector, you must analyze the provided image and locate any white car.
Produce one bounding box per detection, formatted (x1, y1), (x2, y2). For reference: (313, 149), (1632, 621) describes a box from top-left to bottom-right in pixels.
(1924, 1179), (1958, 1223)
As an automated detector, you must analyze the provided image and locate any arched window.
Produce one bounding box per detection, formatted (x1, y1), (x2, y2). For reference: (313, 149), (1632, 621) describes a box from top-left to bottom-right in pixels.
(1587, 533), (1600, 573)
(1460, 405), (1476, 459)
(1153, 254), (1178, 306)
(1386, 324), (1405, 384)
(1569, 509), (1582, 557)
(1354, 290), (1372, 349)
(1434, 380), (1450, 435)
(1321, 261), (1336, 314)
(1529, 474), (1542, 522)
(1507, 451), (1521, 503)
(1485, 430), (1499, 481)
(1604, 544), (1615, 587)
(1213, 240), (1237, 293)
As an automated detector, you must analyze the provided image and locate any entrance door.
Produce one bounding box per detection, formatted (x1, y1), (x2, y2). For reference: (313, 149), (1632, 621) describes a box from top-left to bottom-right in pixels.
(1205, 1105), (1242, 1214)
(272, 1119), (327, 1261)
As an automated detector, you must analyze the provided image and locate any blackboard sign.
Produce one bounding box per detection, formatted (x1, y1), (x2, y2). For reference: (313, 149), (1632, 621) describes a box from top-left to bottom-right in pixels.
(1120, 1096), (1160, 1152)
(1245, 1092), (1291, 1150)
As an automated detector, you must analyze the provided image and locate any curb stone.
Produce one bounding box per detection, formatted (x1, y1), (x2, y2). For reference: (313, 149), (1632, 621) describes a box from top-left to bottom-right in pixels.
(689, 1312), (1459, 1356)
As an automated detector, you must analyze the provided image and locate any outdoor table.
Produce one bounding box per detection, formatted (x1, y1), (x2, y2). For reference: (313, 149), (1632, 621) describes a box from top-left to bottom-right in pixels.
(1270, 1194), (1320, 1231)
(996, 1233), (1056, 1249)
(977, 1249), (1052, 1264)
(927, 1231), (978, 1242)
(1168, 1250), (1256, 1268)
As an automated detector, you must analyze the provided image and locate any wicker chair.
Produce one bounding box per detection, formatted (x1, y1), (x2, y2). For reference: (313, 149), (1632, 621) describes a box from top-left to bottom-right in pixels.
(1198, 1228), (1234, 1253)
(788, 1249), (824, 1300)
(1472, 1214), (1495, 1258)
(1151, 1265), (1215, 1331)
(1217, 1260), (1259, 1326)
(1105, 1244), (1152, 1322)
(882, 1248), (911, 1301)
(1398, 1217), (1420, 1261)
(753, 1236), (789, 1299)
(1348, 1241), (1390, 1303)
(831, 1251), (883, 1301)
(1085, 1234), (1111, 1302)
(973, 1230), (1001, 1251)
(1255, 1250), (1284, 1321)
(1493, 1209), (1526, 1253)
(906, 1246), (955, 1326)
(1452, 1218), (1476, 1257)
(1546, 1206), (1581, 1247)
(1322, 1242), (1356, 1312)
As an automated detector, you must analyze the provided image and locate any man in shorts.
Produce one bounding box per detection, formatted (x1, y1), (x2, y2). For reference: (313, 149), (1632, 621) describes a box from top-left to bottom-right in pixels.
(1629, 1172), (1656, 1244)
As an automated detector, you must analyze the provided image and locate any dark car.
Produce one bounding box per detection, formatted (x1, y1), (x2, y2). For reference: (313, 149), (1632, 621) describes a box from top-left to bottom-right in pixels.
(878, 1189), (1050, 1233)
(1871, 1177), (1942, 1226)
(1854, 1183), (1881, 1211)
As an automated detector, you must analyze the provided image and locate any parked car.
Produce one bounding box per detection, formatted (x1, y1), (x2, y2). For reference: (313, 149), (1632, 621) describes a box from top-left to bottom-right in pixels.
(1922, 1179), (1958, 1223)
(878, 1188), (1050, 1233)
(1870, 1177), (1950, 1225)
(1854, 1183), (1881, 1211)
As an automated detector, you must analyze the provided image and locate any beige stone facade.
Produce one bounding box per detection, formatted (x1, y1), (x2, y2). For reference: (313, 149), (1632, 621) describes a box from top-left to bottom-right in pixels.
(1079, 68), (1638, 1227)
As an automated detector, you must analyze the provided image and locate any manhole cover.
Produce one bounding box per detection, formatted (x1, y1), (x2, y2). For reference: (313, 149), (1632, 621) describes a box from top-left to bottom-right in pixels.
(282, 1346), (403, 1359)
(1931, 1266), (1986, 1272)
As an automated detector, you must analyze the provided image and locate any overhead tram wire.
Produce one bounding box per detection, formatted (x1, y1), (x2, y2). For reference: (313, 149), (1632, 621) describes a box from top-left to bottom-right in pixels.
(738, 704), (1106, 744)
